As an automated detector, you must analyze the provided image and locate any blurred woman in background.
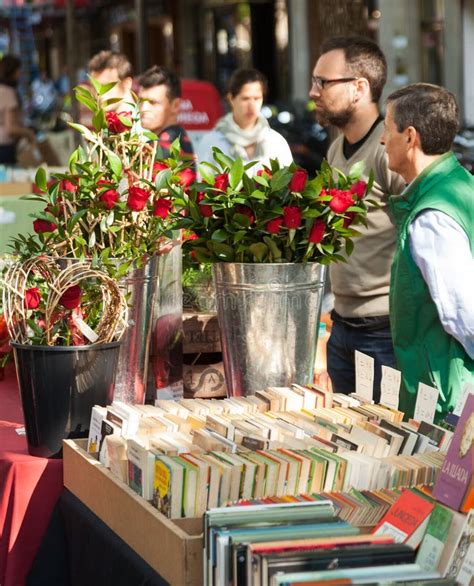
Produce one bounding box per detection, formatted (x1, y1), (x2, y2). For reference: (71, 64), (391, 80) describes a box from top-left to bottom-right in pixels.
(196, 68), (292, 173)
(0, 55), (36, 165)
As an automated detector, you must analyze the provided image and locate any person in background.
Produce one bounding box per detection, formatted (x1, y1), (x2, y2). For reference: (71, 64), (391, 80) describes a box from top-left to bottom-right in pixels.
(309, 36), (405, 402)
(138, 65), (194, 161)
(381, 83), (474, 421)
(196, 68), (292, 173)
(0, 55), (36, 164)
(87, 50), (133, 113)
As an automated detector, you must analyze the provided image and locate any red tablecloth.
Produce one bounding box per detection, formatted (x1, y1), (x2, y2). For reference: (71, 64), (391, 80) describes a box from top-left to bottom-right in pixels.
(0, 363), (63, 586)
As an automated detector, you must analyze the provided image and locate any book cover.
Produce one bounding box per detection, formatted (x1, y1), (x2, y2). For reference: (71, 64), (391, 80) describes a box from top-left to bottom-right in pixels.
(416, 503), (454, 571)
(373, 488), (434, 544)
(432, 394), (474, 511)
(444, 509), (473, 583)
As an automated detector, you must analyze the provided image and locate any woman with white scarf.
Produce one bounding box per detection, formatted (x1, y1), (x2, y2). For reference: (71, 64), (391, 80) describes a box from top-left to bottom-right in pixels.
(196, 69), (292, 174)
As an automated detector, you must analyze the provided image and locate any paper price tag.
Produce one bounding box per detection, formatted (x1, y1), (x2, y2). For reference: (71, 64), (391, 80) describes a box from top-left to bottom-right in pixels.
(414, 382), (439, 423)
(73, 316), (99, 343)
(380, 365), (401, 410)
(453, 382), (474, 416)
(355, 350), (374, 403)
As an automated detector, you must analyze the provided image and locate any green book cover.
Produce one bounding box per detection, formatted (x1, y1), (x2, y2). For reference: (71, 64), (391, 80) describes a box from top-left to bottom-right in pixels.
(416, 503), (454, 570)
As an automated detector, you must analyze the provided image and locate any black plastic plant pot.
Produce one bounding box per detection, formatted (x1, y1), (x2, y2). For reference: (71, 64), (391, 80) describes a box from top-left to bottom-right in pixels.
(11, 341), (121, 459)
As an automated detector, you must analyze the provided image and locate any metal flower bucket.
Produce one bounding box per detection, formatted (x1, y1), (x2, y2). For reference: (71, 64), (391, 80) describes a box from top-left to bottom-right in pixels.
(213, 262), (326, 396)
(113, 239), (183, 404)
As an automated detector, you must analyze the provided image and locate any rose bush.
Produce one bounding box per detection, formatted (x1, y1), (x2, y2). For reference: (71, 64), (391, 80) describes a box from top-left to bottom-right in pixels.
(9, 76), (192, 279)
(2, 77), (191, 346)
(174, 148), (374, 264)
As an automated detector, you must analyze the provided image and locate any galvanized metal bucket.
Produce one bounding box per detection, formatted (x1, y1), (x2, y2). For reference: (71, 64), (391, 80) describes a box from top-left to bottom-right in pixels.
(213, 262), (326, 396)
(113, 239), (183, 404)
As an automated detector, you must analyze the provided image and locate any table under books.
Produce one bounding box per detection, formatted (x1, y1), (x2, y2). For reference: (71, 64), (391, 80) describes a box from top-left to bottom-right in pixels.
(0, 364), (63, 586)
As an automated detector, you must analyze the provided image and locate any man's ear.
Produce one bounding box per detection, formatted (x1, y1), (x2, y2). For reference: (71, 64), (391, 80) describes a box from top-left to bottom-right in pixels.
(406, 126), (418, 147)
(170, 97), (181, 114)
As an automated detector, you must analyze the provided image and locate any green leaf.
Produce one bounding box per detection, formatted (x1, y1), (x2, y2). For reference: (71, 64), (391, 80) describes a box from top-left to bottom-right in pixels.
(233, 230), (247, 243)
(263, 236), (282, 260)
(106, 211), (115, 226)
(345, 238), (354, 256)
(67, 209), (88, 232)
(143, 130), (159, 141)
(212, 148), (234, 170)
(249, 243), (268, 262)
(27, 319), (44, 336)
(197, 163), (215, 185)
(155, 168), (172, 191)
(170, 137), (181, 158)
(68, 122), (96, 142)
(210, 242), (235, 261)
(254, 174), (270, 188)
(75, 92), (97, 113)
(92, 109), (106, 132)
(211, 229), (229, 243)
(118, 114), (133, 127)
(229, 158), (244, 190)
(271, 168), (293, 191)
(35, 167), (47, 192)
(232, 213), (251, 228)
(249, 189), (266, 201)
(106, 149), (123, 178)
(88, 231), (96, 248)
(348, 160), (365, 180)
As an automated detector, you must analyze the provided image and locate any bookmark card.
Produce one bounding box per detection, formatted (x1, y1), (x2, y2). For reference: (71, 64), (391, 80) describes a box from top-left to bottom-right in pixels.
(380, 365), (401, 410)
(453, 382), (474, 416)
(414, 382), (439, 423)
(355, 350), (374, 403)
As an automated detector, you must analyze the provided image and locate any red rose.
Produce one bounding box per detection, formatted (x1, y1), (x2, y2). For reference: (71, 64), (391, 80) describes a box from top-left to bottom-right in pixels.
(329, 190), (355, 214)
(60, 179), (78, 193)
(106, 111), (131, 134)
(25, 287), (41, 309)
(33, 218), (57, 233)
(235, 204), (255, 225)
(256, 168), (272, 180)
(283, 205), (302, 229)
(289, 168), (308, 192)
(308, 219), (326, 243)
(214, 173), (229, 191)
(127, 186), (150, 211)
(60, 285), (82, 309)
(97, 179), (115, 187)
(343, 212), (356, 228)
(197, 192), (213, 217)
(178, 168), (196, 188)
(152, 161), (169, 180)
(266, 217), (283, 234)
(350, 180), (367, 199)
(99, 189), (120, 210)
(153, 197), (172, 219)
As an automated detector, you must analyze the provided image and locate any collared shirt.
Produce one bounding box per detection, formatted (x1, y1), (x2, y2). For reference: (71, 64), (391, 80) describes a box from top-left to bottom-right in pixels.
(409, 208), (474, 358)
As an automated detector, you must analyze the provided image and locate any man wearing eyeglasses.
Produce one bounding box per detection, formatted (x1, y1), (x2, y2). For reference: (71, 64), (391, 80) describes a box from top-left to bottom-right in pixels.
(309, 36), (405, 402)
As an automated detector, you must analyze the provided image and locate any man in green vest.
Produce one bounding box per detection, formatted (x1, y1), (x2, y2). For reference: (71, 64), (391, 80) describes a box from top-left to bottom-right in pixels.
(381, 83), (474, 422)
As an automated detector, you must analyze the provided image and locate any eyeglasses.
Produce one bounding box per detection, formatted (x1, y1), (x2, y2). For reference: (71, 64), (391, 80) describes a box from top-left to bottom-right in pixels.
(311, 76), (359, 90)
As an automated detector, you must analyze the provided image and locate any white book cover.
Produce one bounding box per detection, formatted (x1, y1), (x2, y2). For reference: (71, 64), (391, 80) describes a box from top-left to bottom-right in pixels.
(87, 405), (106, 454)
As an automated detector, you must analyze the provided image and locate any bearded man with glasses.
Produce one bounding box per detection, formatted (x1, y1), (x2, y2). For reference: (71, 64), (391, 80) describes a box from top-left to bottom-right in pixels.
(309, 36), (405, 402)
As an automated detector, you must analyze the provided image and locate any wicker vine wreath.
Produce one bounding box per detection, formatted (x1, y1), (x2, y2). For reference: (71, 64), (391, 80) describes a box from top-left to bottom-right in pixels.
(2, 256), (128, 346)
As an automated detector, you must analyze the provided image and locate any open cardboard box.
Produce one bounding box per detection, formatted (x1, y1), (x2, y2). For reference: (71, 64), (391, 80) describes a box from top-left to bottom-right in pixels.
(63, 439), (203, 586)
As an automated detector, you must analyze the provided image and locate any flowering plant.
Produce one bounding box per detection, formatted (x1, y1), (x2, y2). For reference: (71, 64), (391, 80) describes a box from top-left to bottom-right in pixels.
(2, 78), (193, 347)
(175, 149), (374, 263)
(10, 77), (193, 276)
(2, 257), (127, 346)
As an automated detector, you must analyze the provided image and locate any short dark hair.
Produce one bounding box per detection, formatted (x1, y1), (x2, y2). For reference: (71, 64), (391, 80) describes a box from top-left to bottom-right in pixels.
(387, 83), (459, 155)
(320, 36), (387, 103)
(88, 50), (133, 80)
(227, 68), (268, 99)
(137, 65), (181, 100)
(0, 54), (21, 86)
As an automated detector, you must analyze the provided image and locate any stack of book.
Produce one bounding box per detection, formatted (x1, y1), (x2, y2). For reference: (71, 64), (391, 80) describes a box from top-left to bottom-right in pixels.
(86, 385), (451, 520)
(203, 497), (457, 586)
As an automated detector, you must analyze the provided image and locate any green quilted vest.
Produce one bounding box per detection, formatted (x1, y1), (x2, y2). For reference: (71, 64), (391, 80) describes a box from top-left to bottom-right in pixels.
(389, 152), (474, 422)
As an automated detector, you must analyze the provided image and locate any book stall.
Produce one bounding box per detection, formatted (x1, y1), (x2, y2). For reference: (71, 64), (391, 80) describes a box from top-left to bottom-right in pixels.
(0, 77), (472, 586)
